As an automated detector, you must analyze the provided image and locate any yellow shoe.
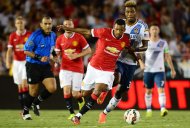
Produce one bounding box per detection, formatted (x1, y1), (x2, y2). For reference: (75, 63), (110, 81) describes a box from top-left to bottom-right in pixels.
(146, 111), (152, 117)
(68, 114), (75, 120)
(78, 97), (85, 110)
(161, 108), (168, 117)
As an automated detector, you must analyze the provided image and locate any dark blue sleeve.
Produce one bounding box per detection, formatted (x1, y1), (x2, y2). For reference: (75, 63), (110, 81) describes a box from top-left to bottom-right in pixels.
(24, 33), (36, 52)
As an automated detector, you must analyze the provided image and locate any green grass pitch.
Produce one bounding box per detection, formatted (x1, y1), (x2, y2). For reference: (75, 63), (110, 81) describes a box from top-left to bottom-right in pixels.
(0, 110), (190, 128)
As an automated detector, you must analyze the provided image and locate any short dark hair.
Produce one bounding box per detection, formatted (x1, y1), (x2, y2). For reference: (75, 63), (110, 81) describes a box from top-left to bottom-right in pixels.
(41, 16), (52, 22)
(15, 16), (25, 21)
(114, 18), (126, 26)
(149, 21), (159, 28)
(124, 0), (137, 8)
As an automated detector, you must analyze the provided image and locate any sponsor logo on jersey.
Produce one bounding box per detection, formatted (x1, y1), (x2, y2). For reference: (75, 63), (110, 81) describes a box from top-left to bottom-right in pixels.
(105, 46), (120, 56)
(64, 49), (76, 54)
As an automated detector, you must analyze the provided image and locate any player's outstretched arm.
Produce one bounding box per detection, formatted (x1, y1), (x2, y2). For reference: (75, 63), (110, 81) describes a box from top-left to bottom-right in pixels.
(57, 25), (91, 35)
(165, 53), (176, 78)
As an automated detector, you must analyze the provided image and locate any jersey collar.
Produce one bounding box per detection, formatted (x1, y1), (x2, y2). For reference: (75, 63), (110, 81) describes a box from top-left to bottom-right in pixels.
(64, 32), (75, 39)
(111, 29), (124, 40)
(16, 29), (26, 36)
(125, 19), (138, 27)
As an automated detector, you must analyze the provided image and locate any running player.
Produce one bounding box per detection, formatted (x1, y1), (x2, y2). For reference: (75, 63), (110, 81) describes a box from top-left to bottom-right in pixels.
(98, 0), (149, 123)
(57, 18), (130, 125)
(55, 19), (91, 120)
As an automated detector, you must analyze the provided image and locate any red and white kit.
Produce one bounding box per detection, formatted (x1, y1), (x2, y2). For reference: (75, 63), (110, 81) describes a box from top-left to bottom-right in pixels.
(82, 28), (130, 90)
(55, 33), (89, 91)
(8, 30), (31, 84)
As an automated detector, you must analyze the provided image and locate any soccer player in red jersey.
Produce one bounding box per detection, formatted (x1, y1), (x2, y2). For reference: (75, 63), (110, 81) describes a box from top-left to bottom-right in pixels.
(57, 18), (130, 125)
(6, 16), (31, 111)
(55, 19), (91, 120)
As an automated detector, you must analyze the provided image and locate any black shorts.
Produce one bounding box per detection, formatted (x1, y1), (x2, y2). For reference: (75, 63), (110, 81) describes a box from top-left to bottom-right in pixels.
(26, 62), (54, 84)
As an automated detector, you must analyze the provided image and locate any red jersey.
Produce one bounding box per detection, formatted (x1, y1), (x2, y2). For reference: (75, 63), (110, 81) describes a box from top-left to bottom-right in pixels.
(55, 33), (89, 73)
(8, 31), (31, 61)
(90, 28), (130, 72)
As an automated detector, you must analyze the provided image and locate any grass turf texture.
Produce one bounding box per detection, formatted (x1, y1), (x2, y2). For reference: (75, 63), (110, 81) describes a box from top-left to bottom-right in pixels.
(0, 110), (189, 128)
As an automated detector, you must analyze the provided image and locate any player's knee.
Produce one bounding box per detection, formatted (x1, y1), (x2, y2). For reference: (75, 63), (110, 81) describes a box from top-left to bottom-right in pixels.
(81, 90), (91, 97)
(145, 89), (152, 94)
(93, 89), (102, 97)
(72, 91), (80, 99)
(29, 90), (38, 97)
(47, 85), (57, 93)
(113, 72), (120, 86)
(158, 88), (164, 93)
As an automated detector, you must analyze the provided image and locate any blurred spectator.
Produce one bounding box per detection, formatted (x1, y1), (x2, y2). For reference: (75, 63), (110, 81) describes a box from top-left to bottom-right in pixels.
(178, 47), (190, 78)
(0, 0), (189, 79)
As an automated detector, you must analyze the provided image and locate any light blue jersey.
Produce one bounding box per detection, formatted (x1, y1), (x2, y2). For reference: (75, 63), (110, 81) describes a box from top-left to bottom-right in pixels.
(144, 39), (169, 72)
(118, 19), (149, 65)
(24, 29), (56, 65)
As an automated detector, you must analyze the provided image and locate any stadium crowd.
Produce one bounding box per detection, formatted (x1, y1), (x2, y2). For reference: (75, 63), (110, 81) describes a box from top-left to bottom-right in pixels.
(0, 0), (190, 78)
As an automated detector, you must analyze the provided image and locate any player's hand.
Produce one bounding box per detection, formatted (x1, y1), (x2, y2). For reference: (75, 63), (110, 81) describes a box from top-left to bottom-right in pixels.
(171, 69), (176, 79)
(56, 25), (65, 31)
(40, 56), (49, 62)
(67, 53), (79, 60)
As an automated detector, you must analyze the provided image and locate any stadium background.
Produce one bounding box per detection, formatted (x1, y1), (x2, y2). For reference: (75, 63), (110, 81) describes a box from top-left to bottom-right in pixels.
(0, 0), (190, 110)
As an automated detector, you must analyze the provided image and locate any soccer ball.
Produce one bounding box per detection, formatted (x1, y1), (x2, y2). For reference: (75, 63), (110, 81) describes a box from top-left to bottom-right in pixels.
(124, 109), (140, 125)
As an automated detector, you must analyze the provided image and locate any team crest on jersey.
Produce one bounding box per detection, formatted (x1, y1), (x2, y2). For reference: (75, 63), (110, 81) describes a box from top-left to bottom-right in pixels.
(134, 28), (139, 34)
(24, 37), (28, 42)
(72, 41), (78, 46)
(121, 42), (125, 48)
(131, 24), (142, 34)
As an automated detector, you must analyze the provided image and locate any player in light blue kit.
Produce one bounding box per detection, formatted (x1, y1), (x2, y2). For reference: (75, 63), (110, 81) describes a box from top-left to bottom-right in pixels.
(144, 23), (176, 117)
(98, 0), (149, 123)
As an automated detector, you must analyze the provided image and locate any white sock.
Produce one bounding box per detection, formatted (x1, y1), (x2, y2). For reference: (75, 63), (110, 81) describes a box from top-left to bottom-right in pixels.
(145, 93), (152, 111)
(103, 96), (120, 115)
(159, 92), (166, 111)
(76, 113), (82, 118)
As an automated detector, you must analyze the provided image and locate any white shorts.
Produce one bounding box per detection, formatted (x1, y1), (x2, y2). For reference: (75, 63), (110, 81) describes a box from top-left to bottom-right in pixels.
(12, 60), (27, 85)
(59, 70), (83, 91)
(82, 64), (114, 91)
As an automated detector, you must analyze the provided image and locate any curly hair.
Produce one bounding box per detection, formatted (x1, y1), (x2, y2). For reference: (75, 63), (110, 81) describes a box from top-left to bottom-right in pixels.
(124, 0), (137, 8)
